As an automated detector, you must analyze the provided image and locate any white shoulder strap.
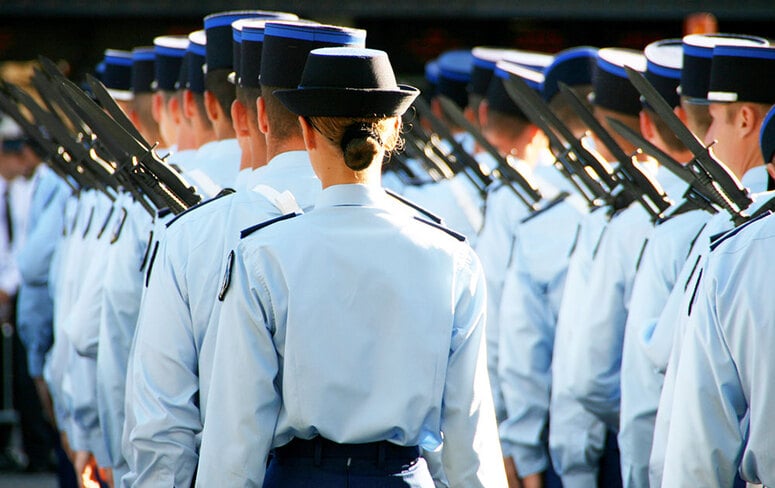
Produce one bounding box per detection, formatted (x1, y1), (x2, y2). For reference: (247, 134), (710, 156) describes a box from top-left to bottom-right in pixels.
(252, 184), (304, 215)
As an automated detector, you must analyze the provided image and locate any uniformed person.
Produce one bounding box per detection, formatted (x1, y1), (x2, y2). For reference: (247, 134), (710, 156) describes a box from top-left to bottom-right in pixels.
(659, 103), (775, 487)
(196, 46), (507, 487)
(124, 20), (366, 488)
(649, 42), (775, 487)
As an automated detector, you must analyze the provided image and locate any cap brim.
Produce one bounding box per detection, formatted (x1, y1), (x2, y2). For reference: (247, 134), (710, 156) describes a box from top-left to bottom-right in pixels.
(274, 85), (420, 117)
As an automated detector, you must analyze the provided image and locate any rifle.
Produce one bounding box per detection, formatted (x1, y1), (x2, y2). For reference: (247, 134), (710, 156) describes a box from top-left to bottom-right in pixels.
(624, 66), (752, 226)
(557, 82), (673, 221)
(401, 112), (457, 181)
(0, 85), (82, 191)
(3, 79), (119, 198)
(412, 96), (493, 198)
(437, 95), (559, 212)
(502, 75), (623, 211)
(606, 118), (722, 219)
(58, 76), (201, 215)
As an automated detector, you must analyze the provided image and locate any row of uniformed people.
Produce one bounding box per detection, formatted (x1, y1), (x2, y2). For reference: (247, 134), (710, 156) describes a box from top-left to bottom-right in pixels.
(13, 10), (775, 488)
(399, 33), (775, 488)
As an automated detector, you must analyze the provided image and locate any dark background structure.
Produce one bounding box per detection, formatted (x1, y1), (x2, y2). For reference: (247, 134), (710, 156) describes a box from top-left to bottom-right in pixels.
(1, 1), (774, 85)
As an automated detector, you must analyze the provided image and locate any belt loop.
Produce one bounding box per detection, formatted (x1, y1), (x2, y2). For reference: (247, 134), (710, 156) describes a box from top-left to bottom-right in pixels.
(377, 443), (386, 468)
(313, 437), (322, 466)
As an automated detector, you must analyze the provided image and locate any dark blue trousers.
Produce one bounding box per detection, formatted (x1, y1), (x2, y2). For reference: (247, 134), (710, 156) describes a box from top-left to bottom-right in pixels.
(263, 438), (434, 488)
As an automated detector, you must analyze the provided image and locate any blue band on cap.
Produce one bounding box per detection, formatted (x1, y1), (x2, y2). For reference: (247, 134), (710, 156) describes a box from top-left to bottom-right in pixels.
(714, 45), (775, 60)
(232, 30), (242, 43)
(265, 23), (365, 45)
(132, 50), (156, 62)
(597, 57), (628, 79)
(647, 60), (681, 80)
(683, 43), (713, 59)
(472, 57), (497, 69)
(105, 54), (133, 67)
(155, 45), (186, 58)
(553, 46), (598, 65)
(438, 68), (470, 83)
(761, 105), (775, 161)
(188, 42), (206, 57)
(241, 28), (266, 42)
(206, 13), (258, 30)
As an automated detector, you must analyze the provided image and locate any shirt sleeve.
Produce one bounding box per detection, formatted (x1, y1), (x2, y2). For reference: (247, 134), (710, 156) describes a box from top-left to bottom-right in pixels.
(196, 247), (281, 487)
(440, 250), (508, 488)
(124, 235), (202, 488)
(497, 238), (554, 477)
(660, 270), (746, 488)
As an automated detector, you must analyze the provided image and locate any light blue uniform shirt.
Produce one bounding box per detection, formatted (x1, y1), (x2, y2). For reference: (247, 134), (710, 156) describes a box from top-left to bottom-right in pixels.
(96, 197), (154, 478)
(565, 167), (684, 431)
(648, 168), (770, 487)
(197, 183), (507, 488)
(618, 208), (711, 488)
(497, 194), (587, 476)
(16, 169), (68, 377)
(661, 211), (775, 487)
(123, 151), (321, 488)
(474, 164), (554, 423)
(549, 206), (610, 488)
(190, 138), (242, 189)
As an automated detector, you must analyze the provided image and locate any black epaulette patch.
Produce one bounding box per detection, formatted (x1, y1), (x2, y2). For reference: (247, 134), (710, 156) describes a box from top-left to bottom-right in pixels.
(157, 207), (172, 219)
(591, 225), (609, 260)
(97, 206), (115, 240)
(144, 240), (160, 288)
(520, 192), (570, 225)
(413, 216), (466, 242)
(567, 223), (581, 258)
(635, 238), (649, 272)
(81, 206), (95, 238)
(384, 188), (443, 224)
(709, 210), (773, 252)
(240, 212), (300, 239)
(218, 250), (235, 302)
(110, 208), (128, 244)
(684, 223), (708, 261)
(165, 187), (236, 229)
(139, 231), (154, 272)
(687, 268), (703, 317)
(683, 254), (702, 292)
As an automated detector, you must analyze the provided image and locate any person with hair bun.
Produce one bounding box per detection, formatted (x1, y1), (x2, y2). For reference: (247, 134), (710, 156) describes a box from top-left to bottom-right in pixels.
(196, 47), (507, 487)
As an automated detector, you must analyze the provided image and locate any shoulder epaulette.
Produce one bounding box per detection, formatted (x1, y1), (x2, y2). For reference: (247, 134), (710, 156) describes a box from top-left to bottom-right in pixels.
(81, 206), (95, 238)
(110, 207), (128, 244)
(144, 240), (160, 288)
(413, 216), (466, 242)
(165, 187), (236, 229)
(384, 188), (443, 224)
(157, 207), (172, 219)
(139, 230), (154, 272)
(240, 212), (300, 240)
(709, 210), (772, 252)
(96, 206), (115, 240)
(520, 192), (569, 225)
(687, 268), (703, 317)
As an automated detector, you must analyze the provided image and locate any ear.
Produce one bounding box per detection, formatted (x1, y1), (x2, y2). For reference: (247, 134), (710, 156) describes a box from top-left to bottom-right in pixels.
(168, 95), (182, 124)
(737, 104), (759, 138)
(151, 92), (163, 125)
(183, 90), (196, 119)
(128, 108), (143, 132)
(230, 99), (250, 137)
(478, 100), (490, 129)
(257, 96), (269, 135)
(639, 110), (655, 142)
(674, 105), (688, 125)
(299, 116), (316, 150)
(204, 90), (219, 123)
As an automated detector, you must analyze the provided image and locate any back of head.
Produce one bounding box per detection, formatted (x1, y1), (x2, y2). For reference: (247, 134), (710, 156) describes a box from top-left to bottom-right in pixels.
(274, 47), (419, 172)
(259, 22), (366, 145)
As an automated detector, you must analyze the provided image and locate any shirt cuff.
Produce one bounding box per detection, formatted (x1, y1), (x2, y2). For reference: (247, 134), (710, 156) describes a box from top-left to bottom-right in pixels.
(501, 440), (549, 478)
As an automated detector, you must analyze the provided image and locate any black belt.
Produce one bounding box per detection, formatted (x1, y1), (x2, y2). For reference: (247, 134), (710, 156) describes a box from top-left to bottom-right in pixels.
(273, 437), (420, 467)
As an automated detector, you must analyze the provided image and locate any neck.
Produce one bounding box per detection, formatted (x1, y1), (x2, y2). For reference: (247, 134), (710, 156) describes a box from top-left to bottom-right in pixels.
(265, 136), (305, 164)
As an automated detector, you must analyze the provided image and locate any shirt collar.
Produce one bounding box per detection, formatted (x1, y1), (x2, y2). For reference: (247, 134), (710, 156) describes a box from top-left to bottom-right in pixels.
(314, 183), (388, 210)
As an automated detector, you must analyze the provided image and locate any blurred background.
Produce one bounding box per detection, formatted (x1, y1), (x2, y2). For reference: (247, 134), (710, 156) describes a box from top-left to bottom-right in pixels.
(1, 0), (774, 84)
